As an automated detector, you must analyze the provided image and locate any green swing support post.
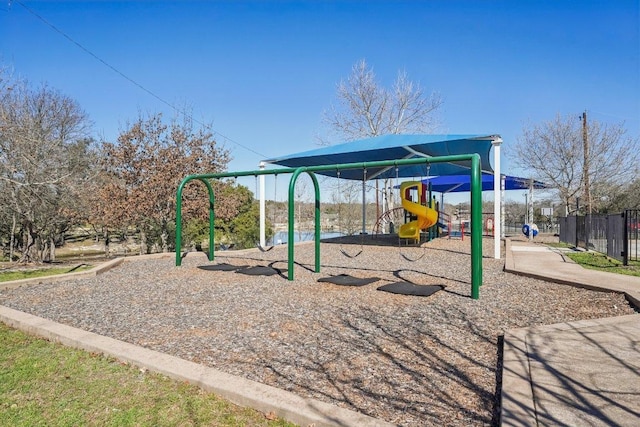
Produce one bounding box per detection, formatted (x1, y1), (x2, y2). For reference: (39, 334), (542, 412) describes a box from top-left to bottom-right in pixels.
(175, 167), (295, 266)
(470, 154), (483, 299)
(175, 153), (484, 299)
(176, 177), (216, 263)
(287, 169), (321, 280)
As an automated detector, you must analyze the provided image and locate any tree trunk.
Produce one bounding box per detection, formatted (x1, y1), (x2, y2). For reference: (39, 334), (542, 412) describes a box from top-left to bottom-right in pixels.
(40, 238), (50, 263)
(20, 222), (41, 263)
(160, 228), (169, 253)
(9, 214), (16, 263)
(41, 239), (48, 262)
(104, 229), (110, 258)
(139, 230), (147, 255)
(49, 236), (56, 262)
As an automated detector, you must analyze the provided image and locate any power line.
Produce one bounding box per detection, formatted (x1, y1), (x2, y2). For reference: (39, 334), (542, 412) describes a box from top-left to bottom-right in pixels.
(589, 109), (640, 124)
(13, 0), (268, 158)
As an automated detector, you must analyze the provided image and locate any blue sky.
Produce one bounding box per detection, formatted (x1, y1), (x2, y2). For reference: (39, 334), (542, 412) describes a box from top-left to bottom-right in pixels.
(2, 0), (639, 197)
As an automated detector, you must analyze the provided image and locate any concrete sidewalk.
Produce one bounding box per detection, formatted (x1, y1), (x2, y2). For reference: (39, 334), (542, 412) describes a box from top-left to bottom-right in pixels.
(505, 239), (640, 306)
(502, 239), (640, 426)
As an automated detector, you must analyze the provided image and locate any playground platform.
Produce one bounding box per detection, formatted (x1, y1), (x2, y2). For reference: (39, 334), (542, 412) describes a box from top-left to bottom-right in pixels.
(502, 238), (640, 426)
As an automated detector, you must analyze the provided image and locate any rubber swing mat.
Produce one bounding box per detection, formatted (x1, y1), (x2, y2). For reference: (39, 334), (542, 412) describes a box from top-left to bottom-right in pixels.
(236, 265), (286, 276)
(198, 263), (248, 272)
(377, 282), (444, 297)
(317, 274), (381, 287)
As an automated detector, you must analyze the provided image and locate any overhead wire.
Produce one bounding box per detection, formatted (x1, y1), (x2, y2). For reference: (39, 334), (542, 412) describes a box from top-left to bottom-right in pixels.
(12, 0), (268, 159)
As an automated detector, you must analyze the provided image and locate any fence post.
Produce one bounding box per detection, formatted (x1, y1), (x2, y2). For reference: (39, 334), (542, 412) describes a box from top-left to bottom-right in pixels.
(586, 213), (591, 250)
(623, 210), (629, 266)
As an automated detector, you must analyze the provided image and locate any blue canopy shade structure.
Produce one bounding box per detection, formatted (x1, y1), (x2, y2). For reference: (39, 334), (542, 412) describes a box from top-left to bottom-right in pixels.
(423, 174), (549, 193)
(261, 133), (506, 260)
(265, 134), (500, 180)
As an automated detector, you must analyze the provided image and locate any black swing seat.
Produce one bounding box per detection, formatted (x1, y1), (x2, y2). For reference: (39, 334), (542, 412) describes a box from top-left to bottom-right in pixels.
(198, 263), (248, 272)
(399, 251), (426, 262)
(256, 244), (275, 252)
(398, 236), (427, 262)
(339, 248), (363, 258)
(236, 265), (285, 276)
(378, 282), (444, 296)
(318, 274), (380, 287)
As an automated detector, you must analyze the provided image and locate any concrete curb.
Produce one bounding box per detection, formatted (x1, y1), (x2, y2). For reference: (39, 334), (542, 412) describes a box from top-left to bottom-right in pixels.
(0, 305), (392, 427)
(0, 257), (125, 290)
(624, 291), (640, 310)
(0, 253), (176, 291)
(503, 238), (640, 310)
(504, 238), (515, 272)
(500, 328), (537, 427)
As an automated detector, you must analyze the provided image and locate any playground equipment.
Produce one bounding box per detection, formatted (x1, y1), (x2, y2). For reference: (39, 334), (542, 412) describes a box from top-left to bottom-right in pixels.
(398, 181), (439, 243)
(175, 153), (485, 299)
(372, 206), (405, 235)
(522, 223), (539, 238)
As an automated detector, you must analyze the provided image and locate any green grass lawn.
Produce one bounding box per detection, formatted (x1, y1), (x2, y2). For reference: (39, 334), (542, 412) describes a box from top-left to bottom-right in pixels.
(0, 323), (296, 427)
(545, 241), (573, 249)
(0, 265), (94, 282)
(564, 251), (640, 277)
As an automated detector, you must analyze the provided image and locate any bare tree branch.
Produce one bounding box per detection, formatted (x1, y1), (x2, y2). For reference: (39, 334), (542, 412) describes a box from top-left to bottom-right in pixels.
(510, 113), (639, 214)
(0, 70), (94, 262)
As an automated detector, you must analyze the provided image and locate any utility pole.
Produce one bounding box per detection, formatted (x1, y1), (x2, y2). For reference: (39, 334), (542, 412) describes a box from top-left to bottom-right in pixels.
(581, 110), (591, 214)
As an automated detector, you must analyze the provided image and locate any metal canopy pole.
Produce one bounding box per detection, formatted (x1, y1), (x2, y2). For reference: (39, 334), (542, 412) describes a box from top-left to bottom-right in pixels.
(492, 138), (503, 259)
(528, 179), (534, 241)
(501, 174), (506, 239)
(361, 179), (366, 234)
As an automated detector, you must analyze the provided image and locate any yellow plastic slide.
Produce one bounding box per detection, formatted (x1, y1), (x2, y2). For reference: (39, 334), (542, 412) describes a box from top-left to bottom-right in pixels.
(398, 181), (438, 241)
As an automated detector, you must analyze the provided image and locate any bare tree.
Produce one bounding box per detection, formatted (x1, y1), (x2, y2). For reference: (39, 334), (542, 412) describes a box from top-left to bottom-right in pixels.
(322, 59), (443, 228)
(293, 176), (310, 239)
(511, 113), (639, 215)
(323, 59), (442, 141)
(0, 70), (93, 262)
(331, 184), (362, 236)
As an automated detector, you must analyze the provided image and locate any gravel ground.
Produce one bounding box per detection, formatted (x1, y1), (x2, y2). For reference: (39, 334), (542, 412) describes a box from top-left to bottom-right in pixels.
(0, 237), (636, 426)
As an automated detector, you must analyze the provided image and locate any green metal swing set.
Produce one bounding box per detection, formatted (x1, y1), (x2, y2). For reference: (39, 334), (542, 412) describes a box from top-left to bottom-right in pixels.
(175, 154), (485, 299)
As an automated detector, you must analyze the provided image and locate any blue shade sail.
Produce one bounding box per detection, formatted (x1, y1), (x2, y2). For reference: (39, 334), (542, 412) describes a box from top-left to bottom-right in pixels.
(422, 174), (549, 193)
(265, 134), (500, 180)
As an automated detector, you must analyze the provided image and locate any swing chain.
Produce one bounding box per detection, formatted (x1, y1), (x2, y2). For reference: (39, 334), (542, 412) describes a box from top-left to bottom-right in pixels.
(337, 168), (363, 259)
